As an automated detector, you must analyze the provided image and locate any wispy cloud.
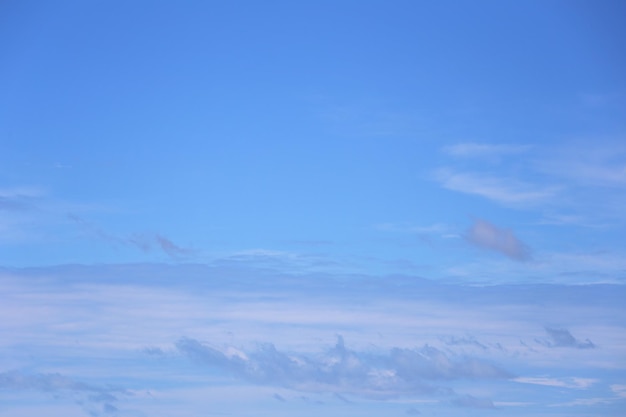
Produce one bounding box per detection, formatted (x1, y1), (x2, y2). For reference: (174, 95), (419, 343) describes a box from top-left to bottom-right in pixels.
(435, 141), (626, 226)
(155, 234), (192, 258)
(536, 140), (626, 188)
(465, 219), (531, 261)
(375, 222), (454, 236)
(513, 376), (597, 389)
(435, 169), (556, 206)
(450, 394), (496, 409)
(0, 370), (128, 416)
(550, 397), (614, 406)
(68, 214), (193, 260)
(443, 143), (531, 158)
(610, 384), (626, 398)
(0, 187), (45, 212)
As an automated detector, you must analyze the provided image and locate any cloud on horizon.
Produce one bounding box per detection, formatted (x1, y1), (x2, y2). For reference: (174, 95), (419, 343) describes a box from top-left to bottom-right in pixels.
(465, 219), (531, 261)
(0, 370), (127, 416)
(173, 335), (512, 400)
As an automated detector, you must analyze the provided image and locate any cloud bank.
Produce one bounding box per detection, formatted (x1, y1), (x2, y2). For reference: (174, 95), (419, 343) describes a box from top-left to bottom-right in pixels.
(174, 335), (511, 399)
(0, 371), (127, 416)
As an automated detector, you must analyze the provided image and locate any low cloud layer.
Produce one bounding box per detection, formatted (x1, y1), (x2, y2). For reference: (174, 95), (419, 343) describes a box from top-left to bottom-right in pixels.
(174, 335), (511, 399)
(465, 219), (531, 261)
(2, 263), (624, 416)
(0, 371), (127, 416)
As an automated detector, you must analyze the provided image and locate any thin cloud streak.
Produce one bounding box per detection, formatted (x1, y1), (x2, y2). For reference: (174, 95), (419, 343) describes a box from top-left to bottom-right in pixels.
(0, 187), (45, 211)
(68, 214), (193, 260)
(435, 141), (626, 226)
(513, 376), (597, 389)
(443, 143), (531, 158)
(435, 169), (556, 206)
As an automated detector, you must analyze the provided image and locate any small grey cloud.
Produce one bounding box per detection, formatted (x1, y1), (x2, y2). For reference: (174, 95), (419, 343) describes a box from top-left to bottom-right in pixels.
(465, 219), (531, 261)
(541, 327), (596, 349)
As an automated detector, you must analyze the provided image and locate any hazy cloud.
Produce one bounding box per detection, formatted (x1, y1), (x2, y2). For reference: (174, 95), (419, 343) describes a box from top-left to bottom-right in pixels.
(465, 219), (531, 261)
(0, 371), (127, 416)
(443, 143), (531, 158)
(536, 141), (626, 188)
(610, 384), (626, 398)
(273, 393), (286, 402)
(156, 234), (192, 258)
(68, 214), (192, 259)
(451, 394), (496, 409)
(0, 187), (44, 211)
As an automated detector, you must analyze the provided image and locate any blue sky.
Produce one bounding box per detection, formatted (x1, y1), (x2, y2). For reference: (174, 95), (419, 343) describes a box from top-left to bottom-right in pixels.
(1, 1), (625, 416)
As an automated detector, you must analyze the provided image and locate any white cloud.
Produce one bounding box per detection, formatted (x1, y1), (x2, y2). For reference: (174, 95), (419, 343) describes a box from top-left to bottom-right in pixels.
(513, 376), (597, 389)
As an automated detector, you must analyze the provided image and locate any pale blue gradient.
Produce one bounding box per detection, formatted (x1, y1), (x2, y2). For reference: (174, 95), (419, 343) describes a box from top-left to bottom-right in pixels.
(1, 1), (625, 416)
